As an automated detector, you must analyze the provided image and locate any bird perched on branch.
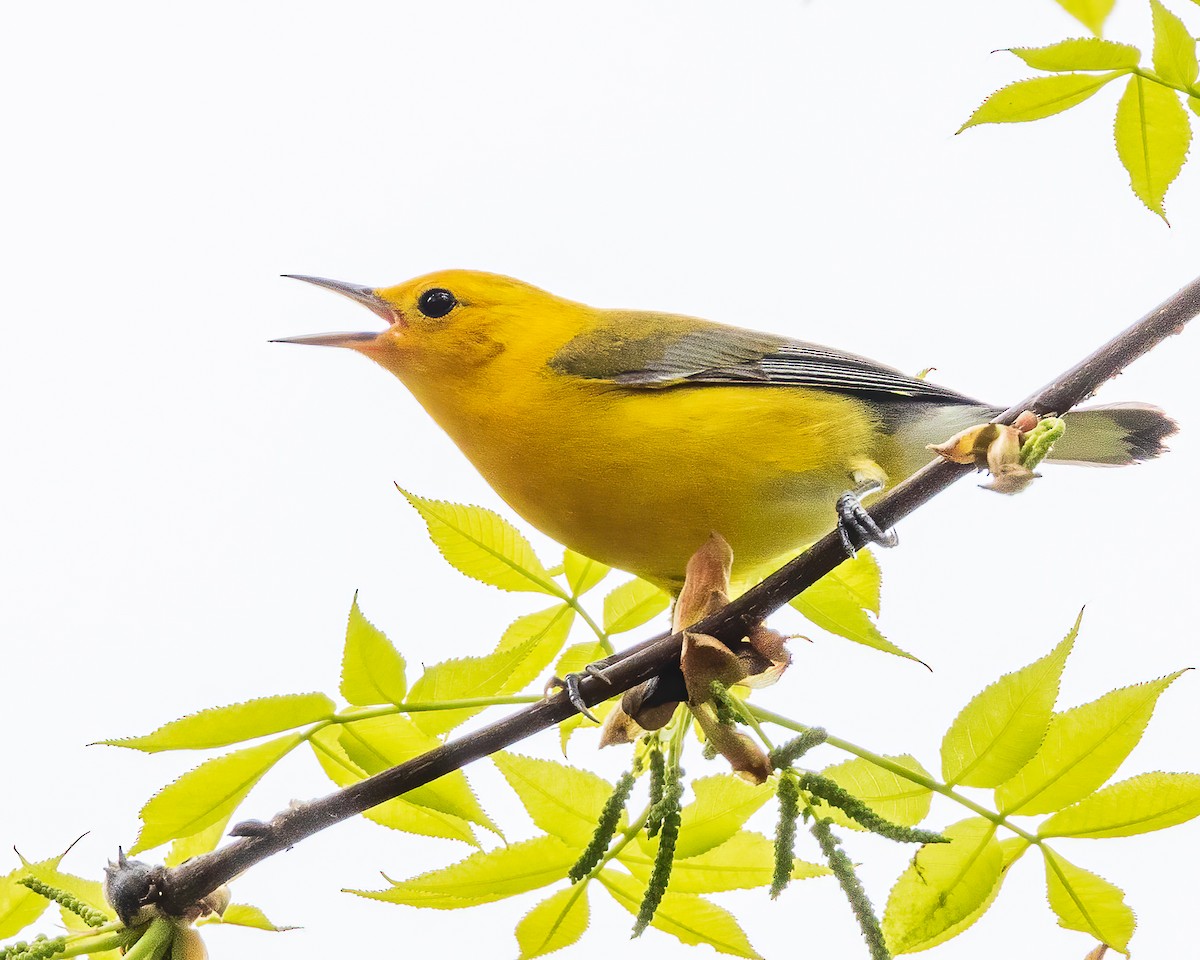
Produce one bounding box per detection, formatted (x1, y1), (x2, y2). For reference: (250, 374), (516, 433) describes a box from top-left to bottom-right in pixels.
(278, 270), (1175, 591)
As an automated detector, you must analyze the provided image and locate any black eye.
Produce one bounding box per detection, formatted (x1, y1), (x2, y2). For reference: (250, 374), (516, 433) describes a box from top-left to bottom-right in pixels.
(417, 288), (457, 319)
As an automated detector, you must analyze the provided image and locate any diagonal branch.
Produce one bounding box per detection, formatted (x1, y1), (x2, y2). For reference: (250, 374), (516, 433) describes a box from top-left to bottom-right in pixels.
(155, 273), (1200, 917)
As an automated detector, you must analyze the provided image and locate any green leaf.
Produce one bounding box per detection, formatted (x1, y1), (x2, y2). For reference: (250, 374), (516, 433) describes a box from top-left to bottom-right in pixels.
(341, 595), (407, 706)
(495, 604), (576, 693)
(0, 855), (60, 938)
(791, 551), (920, 662)
(165, 819), (230, 867)
(603, 578), (670, 635)
(1008, 38), (1141, 72)
(942, 616), (1078, 787)
(1114, 75), (1192, 221)
(338, 715), (499, 835)
(621, 830), (828, 894)
(201, 903), (297, 931)
(563, 550), (610, 597)
(994, 671), (1184, 816)
(398, 487), (559, 594)
(1052, 0), (1116, 35)
(959, 72), (1123, 130)
(555, 641), (608, 679)
(1043, 848), (1134, 950)
(658, 776), (774, 859)
(1151, 0), (1199, 87)
(882, 818), (1003, 955)
(100, 693), (334, 752)
(493, 753), (618, 847)
(407, 632), (546, 736)
(902, 837), (1028, 952)
(817, 755), (933, 831)
(1040, 771), (1200, 838)
(599, 869), (761, 958)
(309, 728), (478, 845)
(516, 886), (590, 959)
(356, 836), (577, 908)
(1191, 94), (1200, 116)
(133, 733), (306, 851)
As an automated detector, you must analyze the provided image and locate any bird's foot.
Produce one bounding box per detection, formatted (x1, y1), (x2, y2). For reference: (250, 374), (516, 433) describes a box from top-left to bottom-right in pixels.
(548, 664), (613, 722)
(836, 480), (898, 558)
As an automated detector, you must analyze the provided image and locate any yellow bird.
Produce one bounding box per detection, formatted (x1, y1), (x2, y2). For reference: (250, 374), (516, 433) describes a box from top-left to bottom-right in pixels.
(279, 270), (1174, 591)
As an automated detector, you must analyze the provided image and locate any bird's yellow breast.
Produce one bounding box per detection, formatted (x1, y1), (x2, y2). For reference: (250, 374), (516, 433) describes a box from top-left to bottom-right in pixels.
(403, 353), (887, 589)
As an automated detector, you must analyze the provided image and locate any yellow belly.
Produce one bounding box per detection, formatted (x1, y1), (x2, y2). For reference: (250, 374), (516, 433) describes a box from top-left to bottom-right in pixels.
(418, 376), (893, 590)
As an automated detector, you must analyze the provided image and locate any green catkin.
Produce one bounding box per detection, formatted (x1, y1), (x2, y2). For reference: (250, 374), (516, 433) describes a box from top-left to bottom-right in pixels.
(648, 746), (665, 811)
(810, 817), (891, 960)
(633, 776), (684, 936)
(771, 772), (801, 898)
(0, 935), (68, 960)
(768, 728), (828, 769)
(798, 774), (947, 844)
(708, 681), (743, 726)
(17, 877), (109, 927)
(646, 755), (680, 839)
(568, 771), (637, 883)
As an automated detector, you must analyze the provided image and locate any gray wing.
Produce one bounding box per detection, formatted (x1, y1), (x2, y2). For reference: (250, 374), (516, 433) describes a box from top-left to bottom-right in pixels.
(551, 314), (978, 405)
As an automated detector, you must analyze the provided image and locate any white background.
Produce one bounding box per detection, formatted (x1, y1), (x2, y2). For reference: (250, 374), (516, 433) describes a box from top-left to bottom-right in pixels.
(3, 2), (1198, 958)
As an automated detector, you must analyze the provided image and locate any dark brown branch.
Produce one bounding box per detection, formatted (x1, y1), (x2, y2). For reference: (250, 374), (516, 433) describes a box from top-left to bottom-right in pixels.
(156, 273), (1200, 917)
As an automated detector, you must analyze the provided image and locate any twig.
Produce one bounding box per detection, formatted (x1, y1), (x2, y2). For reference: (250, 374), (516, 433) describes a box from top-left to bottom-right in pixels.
(155, 273), (1200, 917)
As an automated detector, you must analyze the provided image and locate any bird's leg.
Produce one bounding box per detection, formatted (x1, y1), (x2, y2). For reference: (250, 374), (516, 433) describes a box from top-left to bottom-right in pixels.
(836, 464), (898, 558)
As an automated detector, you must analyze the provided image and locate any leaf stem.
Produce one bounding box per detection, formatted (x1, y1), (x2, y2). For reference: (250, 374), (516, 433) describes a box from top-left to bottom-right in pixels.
(747, 706), (1041, 845)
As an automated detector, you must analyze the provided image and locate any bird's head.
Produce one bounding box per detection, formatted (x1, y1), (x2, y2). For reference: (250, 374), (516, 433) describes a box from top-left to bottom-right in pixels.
(276, 270), (587, 384)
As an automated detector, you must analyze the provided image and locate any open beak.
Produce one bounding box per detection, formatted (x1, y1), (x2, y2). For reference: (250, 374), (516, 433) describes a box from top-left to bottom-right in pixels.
(273, 275), (398, 348)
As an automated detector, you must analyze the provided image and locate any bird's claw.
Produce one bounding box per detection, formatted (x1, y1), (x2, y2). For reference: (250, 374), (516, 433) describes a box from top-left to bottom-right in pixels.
(836, 489), (898, 558)
(551, 664), (613, 723)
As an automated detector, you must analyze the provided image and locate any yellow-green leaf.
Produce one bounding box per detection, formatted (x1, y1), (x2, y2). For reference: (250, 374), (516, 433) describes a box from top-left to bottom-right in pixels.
(1151, 0), (1199, 87)
(942, 616), (1077, 788)
(398, 488), (558, 594)
(557, 698), (613, 754)
(356, 836), (577, 908)
(338, 715), (499, 835)
(960, 72), (1122, 130)
(1008, 39), (1140, 72)
(0, 855), (59, 938)
(1114, 75), (1192, 220)
(903, 837), (1028, 952)
(603, 578), (670, 635)
(817, 755), (933, 831)
(1191, 94), (1200, 117)
(599, 869), (761, 958)
(309, 728), (478, 845)
(1052, 0), (1116, 35)
(1043, 848), (1134, 950)
(994, 671), (1183, 816)
(495, 604), (576, 693)
(656, 776), (774, 859)
(201, 903), (296, 931)
(133, 733), (306, 851)
(165, 819), (230, 867)
(493, 753), (618, 847)
(883, 818), (1003, 955)
(516, 886), (589, 960)
(555, 641), (608, 679)
(407, 632), (545, 736)
(1040, 771), (1200, 838)
(100, 693), (333, 752)
(563, 550), (610, 597)
(621, 830), (828, 894)
(792, 551), (920, 662)
(341, 595), (406, 706)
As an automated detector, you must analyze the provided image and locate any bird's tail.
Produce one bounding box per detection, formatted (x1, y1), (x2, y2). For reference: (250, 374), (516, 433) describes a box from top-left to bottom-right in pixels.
(1045, 402), (1178, 465)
